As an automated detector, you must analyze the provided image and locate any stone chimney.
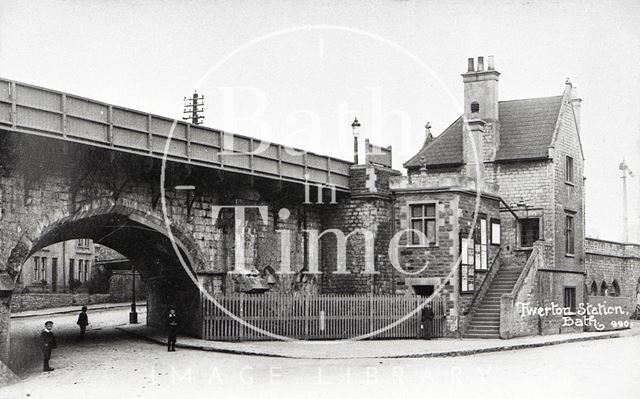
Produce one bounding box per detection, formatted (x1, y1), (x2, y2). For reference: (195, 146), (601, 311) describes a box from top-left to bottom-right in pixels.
(462, 56), (500, 123)
(462, 56), (501, 173)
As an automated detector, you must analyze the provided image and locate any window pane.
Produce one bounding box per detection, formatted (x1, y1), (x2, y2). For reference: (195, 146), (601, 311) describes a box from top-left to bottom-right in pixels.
(480, 219), (487, 245)
(426, 220), (435, 243)
(425, 204), (435, 218)
(411, 205), (422, 217)
(491, 221), (501, 244)
(566, 156), (574, 182)
(411, 220), (423, 245)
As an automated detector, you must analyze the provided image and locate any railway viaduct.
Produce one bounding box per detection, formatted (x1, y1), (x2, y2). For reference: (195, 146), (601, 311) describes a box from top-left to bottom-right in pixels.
(0, 78), (398, 362)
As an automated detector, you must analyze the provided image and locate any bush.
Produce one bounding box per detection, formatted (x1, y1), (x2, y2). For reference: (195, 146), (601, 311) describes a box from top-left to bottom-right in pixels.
(87, 266), (111, 294)
(69, 278), (82, 292)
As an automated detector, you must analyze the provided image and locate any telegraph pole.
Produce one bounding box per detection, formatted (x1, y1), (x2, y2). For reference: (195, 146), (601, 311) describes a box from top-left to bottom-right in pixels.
(620, 160), (634, 242)
(183, 91), (204, 125)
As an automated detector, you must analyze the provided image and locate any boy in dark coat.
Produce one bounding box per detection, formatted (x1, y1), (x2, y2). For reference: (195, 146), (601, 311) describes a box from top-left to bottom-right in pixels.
(167, 308), (178, 352)
(40, 321), (57, 372)
(77, 306), (89, 340)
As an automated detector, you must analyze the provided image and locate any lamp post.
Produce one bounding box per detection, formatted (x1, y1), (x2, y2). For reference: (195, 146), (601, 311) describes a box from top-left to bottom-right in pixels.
(351, 117), (361, 164)
(129, 264), (137, 324)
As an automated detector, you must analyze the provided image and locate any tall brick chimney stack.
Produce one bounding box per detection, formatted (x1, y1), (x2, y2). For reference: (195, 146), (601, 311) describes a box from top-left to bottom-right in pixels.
(462, 56), (501, 183)
(462, 55), (500, 123)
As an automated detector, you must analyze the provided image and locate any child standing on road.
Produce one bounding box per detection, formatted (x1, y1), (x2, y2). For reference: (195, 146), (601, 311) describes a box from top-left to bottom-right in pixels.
(40, 321), (57, 372)
(77, 306), (89, 341)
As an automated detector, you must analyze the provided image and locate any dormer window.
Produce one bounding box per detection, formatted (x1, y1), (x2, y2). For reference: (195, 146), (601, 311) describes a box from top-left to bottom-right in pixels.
(470, 102), (480, 113)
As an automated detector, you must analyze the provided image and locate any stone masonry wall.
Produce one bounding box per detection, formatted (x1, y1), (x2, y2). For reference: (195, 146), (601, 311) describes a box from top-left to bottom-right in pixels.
(552, 90), (585, 273)
(320, 165), (398, 294)
(585, 238), (640, 312)
(10, 293), (112, 312)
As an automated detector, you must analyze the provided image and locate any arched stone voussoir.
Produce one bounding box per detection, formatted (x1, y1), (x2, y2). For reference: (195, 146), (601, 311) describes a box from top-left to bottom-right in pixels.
(32, 204), (208, 277)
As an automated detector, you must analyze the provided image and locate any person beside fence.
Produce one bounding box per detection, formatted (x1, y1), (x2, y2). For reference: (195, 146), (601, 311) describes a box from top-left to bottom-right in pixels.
(421, 306), (434, 339)
(167, 308), (179, 351)
(39, 321), (57, 372)
(77, 306), (89, 341)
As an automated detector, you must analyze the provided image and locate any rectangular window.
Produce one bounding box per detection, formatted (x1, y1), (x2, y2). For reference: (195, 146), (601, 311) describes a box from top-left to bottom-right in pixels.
(490, 219), (501, 245)
(84, 261), (90, 281)
(33, 257), (40, 281)
(78, 260), (83, 281)
(41, 257), (47, 281)
(565, 215), (575, 255)
(409, 204), (436, 245)
(520, 218), (540, 248)
(564, 287), (576, 312)
(474, 215), (488, 270)
(565, 156), (574, 183)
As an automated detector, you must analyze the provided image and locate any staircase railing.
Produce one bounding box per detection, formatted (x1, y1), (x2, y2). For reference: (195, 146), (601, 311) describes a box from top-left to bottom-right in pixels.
(461, 247), (501, 334)
(499, 242), (550, 339)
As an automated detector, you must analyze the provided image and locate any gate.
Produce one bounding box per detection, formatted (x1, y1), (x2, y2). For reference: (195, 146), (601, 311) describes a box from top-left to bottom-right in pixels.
(201, 293), (446, 341)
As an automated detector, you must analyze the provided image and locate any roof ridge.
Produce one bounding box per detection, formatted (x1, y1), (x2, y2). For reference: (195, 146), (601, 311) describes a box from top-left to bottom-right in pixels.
(498, 95), (563, 104)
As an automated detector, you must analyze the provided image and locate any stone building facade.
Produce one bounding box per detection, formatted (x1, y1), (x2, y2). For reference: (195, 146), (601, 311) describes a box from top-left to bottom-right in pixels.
(16, 239), (95, 293)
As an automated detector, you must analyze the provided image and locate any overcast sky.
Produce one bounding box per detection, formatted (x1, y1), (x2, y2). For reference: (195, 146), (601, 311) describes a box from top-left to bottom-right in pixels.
(1, 0), (638, 243)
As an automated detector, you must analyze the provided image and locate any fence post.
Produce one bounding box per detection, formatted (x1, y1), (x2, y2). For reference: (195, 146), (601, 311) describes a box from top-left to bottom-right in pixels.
(239, 294), (245, 342)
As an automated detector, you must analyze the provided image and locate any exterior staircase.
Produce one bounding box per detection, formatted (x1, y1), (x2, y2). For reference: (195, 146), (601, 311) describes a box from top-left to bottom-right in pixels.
(464, 264), (523, 338)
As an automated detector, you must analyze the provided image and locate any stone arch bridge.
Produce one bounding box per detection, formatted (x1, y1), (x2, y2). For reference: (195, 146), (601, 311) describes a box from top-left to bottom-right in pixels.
(0, 78), (397, 362)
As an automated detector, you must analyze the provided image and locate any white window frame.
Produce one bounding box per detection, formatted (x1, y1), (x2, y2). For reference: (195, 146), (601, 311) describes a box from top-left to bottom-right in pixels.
(407, 202), (438, 247)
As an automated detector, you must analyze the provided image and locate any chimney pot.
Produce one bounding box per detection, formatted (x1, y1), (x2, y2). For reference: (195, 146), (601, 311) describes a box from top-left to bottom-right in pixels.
(487, 55), (495, 70)
(477, 56), (485, 72)
(467, 58), (475, 72)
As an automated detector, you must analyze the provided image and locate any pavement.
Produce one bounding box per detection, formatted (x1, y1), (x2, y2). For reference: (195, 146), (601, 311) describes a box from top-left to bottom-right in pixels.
(117, 320), (640, 359)
(13, 303), (640, 360)
(10, 301), (146, 319)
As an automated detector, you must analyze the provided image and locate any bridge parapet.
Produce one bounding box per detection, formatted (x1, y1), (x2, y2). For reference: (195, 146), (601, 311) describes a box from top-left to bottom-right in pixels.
(0, 78), (351, 191)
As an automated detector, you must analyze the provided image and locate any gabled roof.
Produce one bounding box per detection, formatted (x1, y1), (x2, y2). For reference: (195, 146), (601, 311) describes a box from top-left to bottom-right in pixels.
(404, 95), (564, 168)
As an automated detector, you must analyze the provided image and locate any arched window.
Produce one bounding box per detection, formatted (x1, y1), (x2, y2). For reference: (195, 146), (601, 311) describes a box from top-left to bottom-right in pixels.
(601, 281), (609, 297)
(470, 102), (480, 113)
(611, 280), (621, 297)
(590, 281), (598, 296)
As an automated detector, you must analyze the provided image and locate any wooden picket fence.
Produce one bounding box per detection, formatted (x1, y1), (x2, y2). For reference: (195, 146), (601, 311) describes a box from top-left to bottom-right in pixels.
(201, 293), (447, 341)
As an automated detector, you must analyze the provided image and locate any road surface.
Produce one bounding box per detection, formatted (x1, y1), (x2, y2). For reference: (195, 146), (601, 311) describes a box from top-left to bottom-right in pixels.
(2, 307), (639, 399)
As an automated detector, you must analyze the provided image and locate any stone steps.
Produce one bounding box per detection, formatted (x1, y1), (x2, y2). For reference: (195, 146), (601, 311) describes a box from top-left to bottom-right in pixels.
(464, 264), (524, 339)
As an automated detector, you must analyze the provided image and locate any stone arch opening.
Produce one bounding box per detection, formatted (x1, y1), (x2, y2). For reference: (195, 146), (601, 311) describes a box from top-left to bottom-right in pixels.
(600, 281), (608, 297)
(11, 205), (205, 336)
(610, 280), (620, 297)
(590, 281), (598, 296)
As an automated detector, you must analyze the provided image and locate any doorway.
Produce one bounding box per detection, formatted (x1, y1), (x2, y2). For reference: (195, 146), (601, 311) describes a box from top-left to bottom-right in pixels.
(412, 285), (435, 297)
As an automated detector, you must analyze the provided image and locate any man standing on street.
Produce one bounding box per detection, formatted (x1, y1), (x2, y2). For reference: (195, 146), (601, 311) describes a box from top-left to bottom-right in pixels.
(40, 321), (57, 372)
(167, 308), (179, 352)
(421, 306), (434, 340)
(77, 306), (89, 341)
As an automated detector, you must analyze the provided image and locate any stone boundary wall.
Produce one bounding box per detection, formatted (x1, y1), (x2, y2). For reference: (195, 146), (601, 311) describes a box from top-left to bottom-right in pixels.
(585, 237), (640, 310)
(10, 293), (113, 313)
(584, 296), (631, 332)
